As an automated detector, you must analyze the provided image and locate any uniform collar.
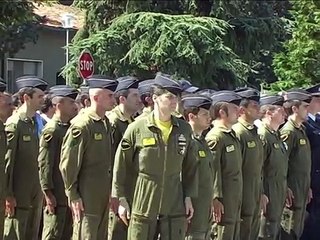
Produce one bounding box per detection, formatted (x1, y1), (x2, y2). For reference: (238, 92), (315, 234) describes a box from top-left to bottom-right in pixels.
(288, 117), (305, 130)
(214, 122), (233, 133)
(238, 117), (256, 131)
(87, 108), (104, 121)
(51, 114), (70, 126)
(17, 108), (34, 123)
(308, 113), (316, 122)
(262, 122), (277, 134)
(142, 106), (152, 115)
(111, 105), (133, 122)
(146, 111), (179, 128)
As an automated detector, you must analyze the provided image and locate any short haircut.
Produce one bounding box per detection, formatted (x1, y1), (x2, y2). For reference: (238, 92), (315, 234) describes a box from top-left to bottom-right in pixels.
(239, 98), (251, 108)
(41, 94), (53, 113)
(12, 93), (21, 107)
(114, 89), (130, 105)
(211, 102), (229, 120)
(183, 106), (200, 121)
(18, 87), (36, 104)
(76, 92), (90, 107)
(260, 104), (278, 118)
(283, 100), (303, 116)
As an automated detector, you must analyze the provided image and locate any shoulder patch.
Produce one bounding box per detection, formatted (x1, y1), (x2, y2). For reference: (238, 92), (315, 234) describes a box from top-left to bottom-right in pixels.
(72, 128), (82, 138)
(121, 139), (132, 151)
(44, 133), (53, 143)
(281, 133), (289, 142)
(6, 132), (15, 142)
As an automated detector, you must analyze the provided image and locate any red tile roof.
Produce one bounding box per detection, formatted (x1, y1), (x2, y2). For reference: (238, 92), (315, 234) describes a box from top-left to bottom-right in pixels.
(33, 2), (85, 29)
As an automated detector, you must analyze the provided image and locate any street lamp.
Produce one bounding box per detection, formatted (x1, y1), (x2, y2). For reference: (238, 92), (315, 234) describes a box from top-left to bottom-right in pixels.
(61, 13), (75, 85)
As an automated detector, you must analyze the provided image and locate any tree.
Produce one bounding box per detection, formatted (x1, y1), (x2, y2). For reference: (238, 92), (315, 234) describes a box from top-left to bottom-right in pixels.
(272, 0), (320, 91)
(0, 1), (44, 57)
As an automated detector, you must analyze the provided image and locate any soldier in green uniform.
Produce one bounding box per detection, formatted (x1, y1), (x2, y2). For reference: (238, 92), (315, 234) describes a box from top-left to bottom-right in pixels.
(233, 88), (264, 240)
(112, 74), (198, 240)
(135, 79), (155, 120)
(59, 76), (118, 240)
(107, 76), (141, 240)
(38, 85), (79, 240)
(205, 91), (243, 240)
(257, 94), (290, 240)
(280, 90), (313, 240)
(4, 76), (48, 240)
(182, 94), (214, 240)
(0, 80), (13, 238)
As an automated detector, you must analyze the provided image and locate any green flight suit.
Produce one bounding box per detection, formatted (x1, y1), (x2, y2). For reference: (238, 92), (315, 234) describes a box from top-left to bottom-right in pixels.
(0, 121), (6, 238)
(280, 118), (311, 239)
(59, 108), (113, 240)
(107, 106), (134, 240)
(205, 125), (243, 240)
(4, 109), (43, 240)
(112, 112), (198, 240)
(233, 119), (264, 240)
(186, 134), (214, 240)
(38, 115), (72, 240)
(258, 123), (288, 240)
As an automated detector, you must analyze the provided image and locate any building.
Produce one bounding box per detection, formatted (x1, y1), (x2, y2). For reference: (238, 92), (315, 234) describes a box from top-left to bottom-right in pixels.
(3, 2), (84, 92)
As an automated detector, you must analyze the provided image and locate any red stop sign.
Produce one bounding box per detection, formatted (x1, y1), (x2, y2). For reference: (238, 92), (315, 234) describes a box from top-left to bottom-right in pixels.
(78, 50), (94, 79)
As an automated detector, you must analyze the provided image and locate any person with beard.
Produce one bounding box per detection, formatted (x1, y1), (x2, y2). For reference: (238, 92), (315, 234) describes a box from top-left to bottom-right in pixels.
(205, 91), (243, 240)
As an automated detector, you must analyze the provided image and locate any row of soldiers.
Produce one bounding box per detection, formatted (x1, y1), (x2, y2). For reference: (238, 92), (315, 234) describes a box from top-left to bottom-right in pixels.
(0, 72), (319, 240)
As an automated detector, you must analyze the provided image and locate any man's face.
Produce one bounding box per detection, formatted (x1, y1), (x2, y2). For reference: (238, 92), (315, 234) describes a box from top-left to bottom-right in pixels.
(192, 108), (212, 131)
(271, 105), (286, 125)
(154, 91), (178, 114)
(0, 92), (13, 120)
(124, 88), (141, 113)
(242, 100), (261, 121)
(29, 88), (45, 111)
(296, 101), (309, 121)
(226, 103), (240, 125)
(99, 89), (115, 112)
(60, 97), (78, 120)
(309, 96), (320, 113)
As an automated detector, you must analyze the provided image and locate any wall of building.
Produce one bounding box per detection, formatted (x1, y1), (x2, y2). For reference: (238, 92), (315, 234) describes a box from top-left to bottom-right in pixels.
(6, 26), (76, 92)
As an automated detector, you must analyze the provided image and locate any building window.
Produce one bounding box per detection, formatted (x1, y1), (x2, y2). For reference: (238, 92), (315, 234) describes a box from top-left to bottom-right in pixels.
(6, 58), (43, 93)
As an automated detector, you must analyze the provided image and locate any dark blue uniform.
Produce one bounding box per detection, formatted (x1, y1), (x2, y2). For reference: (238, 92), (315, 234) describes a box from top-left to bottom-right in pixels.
(301, 116), (320, 240)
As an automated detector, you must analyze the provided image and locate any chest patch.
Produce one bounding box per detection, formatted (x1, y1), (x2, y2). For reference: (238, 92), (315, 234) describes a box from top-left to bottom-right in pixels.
(226, 144), (235, 153)
(142, 137), (156, 146)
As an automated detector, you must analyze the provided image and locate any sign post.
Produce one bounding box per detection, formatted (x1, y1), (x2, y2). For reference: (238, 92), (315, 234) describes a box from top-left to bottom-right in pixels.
(78, 50), (94, 85)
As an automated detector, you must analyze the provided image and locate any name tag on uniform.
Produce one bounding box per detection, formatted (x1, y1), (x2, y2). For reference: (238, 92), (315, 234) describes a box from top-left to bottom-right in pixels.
(273, 143), (280, 149)
(94, 133), (102, 140)
(226, 144), (235, 153)
(198, 150), (206, 157)
(247, 141), (256, 148)
(142, 137), (156, 146)
(23, 135), (31, 142)
(299, 139), (306, 145)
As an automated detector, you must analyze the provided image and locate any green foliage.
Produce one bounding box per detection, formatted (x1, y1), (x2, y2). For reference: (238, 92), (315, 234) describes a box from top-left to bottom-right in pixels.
(272, 0), (320, 91)
(0, 0), (43, 56)
(64, 12), (249, 88)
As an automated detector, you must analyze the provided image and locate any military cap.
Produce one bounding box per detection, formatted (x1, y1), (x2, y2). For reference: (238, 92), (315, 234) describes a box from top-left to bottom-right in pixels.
(16, 75), (48, 91)
(211, 90), (242, 106)
(154, 72), (182, 95)
(234, 87), (260, 102)
(115, 76), (139, 92)
(306, 84), (320, 96)
(284, 90), (312, 103)
(49, 85), (79, 100)
(182, 94), (212, 110)
(138, 79), (155, 95)
(87, 75), (118, 91)
(260, 94), (284, 106)
(0, 78), (6, 92)
(179, 79), (199, 93)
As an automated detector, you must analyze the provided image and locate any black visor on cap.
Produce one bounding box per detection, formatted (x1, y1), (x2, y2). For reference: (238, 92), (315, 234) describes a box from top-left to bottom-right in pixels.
(15, 75), (48, 91)
(182, 94), (212, 110)
(87, 76), (118, 92)
(260, 95), (284, 106)
(211, 91), (242, 106)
